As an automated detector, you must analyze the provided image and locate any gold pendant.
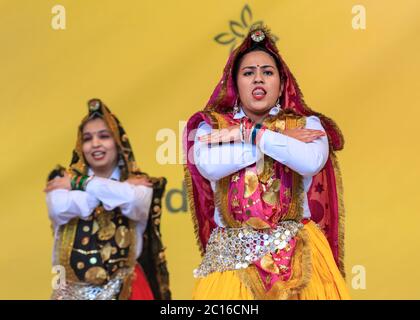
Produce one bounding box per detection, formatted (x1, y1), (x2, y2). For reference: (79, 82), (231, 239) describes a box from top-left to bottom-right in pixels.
(270, 179), (281, 192)
(115, 226), (131, 249)
(257, 156), (274, 184)
(92, 220), (99, 234)
(262, 191), (279, 206)
(100, 242), (113, 262)
(260, 253), (280, 274)
(96, 211), (116, 241)
(98, 222), (116, 241)
(262, 178), (281, 206)
(244, 170), (258, 198)
(84, 266), (108, 285)
(245, 217), (271, 229)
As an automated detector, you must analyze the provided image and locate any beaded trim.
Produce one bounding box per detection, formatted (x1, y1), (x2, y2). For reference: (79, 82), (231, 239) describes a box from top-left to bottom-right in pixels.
(51, 267), (132, 300)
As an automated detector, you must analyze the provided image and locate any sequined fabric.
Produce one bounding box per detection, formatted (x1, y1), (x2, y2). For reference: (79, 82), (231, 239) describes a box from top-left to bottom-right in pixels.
(51, 267), (132, 300)
(193, 221), (303, 278)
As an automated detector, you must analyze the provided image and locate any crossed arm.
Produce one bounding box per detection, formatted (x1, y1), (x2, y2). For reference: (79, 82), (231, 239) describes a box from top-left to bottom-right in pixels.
(45, 174), (153, 226)
(193, 115), (329, 181)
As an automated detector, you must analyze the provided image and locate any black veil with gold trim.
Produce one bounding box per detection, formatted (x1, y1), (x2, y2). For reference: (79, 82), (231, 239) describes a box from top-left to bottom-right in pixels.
(48, 98), (171, 299)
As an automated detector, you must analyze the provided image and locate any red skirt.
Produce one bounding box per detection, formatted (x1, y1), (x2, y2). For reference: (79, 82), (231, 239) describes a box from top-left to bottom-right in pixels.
(129, 264), (154, 300)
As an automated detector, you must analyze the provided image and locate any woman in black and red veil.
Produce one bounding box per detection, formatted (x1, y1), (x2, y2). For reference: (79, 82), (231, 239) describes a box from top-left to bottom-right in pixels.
(46, 99), (170, 300)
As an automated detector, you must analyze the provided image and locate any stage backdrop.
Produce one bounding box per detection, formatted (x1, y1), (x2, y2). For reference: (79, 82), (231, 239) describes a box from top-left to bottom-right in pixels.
(0, 0), (419, 299)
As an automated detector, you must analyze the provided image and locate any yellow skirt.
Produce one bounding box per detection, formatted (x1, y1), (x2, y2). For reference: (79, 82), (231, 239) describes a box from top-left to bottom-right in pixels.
(192, 221), (351, 300)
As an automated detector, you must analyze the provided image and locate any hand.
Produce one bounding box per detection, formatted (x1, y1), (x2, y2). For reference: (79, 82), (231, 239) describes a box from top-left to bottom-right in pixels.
(198, 125), (241, 144)
(282, 128), (326, 143)
(126, 176), (153, 187)
(44, 172), (71, 193)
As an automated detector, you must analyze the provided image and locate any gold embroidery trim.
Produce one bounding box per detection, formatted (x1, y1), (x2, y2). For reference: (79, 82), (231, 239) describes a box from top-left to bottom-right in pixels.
(58, 219), (79, 282)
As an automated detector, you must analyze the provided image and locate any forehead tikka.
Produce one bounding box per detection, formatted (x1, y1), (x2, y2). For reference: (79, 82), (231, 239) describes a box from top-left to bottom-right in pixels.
(89, 100), (101, 112)
(251, 30), (265, 42)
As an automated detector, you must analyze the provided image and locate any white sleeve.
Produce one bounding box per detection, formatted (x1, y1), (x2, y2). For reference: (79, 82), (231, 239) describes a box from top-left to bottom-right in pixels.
(259, 116), (329, 177)
(46, 189), (100, 226)
(85, 177), (153, 223)
(193, 121), (263, 181)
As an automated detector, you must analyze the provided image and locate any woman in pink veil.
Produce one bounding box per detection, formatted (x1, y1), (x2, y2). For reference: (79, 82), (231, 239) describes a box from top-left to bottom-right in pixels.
(183, 26), (350, 299)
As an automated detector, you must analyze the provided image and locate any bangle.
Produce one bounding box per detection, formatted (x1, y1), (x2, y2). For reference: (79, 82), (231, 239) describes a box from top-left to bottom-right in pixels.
(71, 175), (92, 191)
(78, 176), (87, 190)
(71, 175), (78, 190)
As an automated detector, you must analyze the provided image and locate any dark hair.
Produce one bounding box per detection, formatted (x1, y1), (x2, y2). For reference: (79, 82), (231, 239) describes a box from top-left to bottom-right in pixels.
(232, 44), (283, 90)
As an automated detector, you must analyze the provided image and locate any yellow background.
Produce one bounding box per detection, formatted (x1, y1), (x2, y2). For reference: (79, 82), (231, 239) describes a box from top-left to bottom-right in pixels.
(0, 0), (419, 299)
